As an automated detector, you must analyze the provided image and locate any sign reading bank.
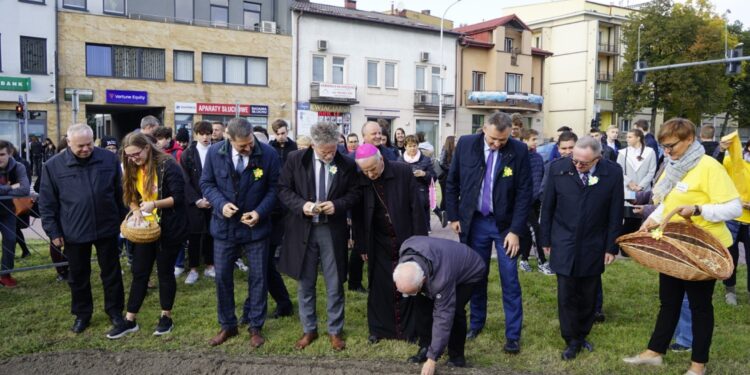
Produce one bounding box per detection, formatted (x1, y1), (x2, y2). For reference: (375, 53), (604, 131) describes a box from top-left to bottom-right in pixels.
(106, 90), (148, 105)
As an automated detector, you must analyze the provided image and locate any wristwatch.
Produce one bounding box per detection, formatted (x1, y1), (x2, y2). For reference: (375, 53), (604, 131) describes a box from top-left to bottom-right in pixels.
(693, 205), (702, 216)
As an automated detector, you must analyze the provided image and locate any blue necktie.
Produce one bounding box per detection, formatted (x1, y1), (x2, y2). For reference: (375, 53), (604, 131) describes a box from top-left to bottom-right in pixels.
(480, 150), (495, 216)
(236, 154), (244, 174)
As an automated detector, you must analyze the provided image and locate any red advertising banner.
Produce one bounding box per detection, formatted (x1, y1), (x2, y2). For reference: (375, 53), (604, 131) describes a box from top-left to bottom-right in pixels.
(196, 103), (251, 115)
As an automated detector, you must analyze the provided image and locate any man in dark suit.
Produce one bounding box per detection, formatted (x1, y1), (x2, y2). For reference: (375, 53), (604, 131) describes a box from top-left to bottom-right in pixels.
(445, 111), (532, 353)
(277, 122), (361, 352)
(539, 135), (623, 360)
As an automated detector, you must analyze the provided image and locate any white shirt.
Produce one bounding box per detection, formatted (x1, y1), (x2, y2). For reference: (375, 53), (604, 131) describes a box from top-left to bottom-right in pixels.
(477, 142), (500, 213)
(196, 142), (209, 168)
(313, 151), (330, 200)
(231, 147), (245, 172)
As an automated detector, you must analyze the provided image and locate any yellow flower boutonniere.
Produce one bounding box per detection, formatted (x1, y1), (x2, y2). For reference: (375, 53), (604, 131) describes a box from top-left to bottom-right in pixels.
(589, 176), (599, 186)
(253, 168), (263, 180)
(502, 166), (513, 178)
(650, 228), (664, 241)
(329, 166), (338, 175)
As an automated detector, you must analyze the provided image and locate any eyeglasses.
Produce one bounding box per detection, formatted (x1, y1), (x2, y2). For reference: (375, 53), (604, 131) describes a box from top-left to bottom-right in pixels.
(572, 158), (597, 167)
(660, 140), (682, 152)
(124, 148), (145, 160)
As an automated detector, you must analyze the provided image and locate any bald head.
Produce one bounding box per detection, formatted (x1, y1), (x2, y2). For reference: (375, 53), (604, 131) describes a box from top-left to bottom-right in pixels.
(393, 261), (425, 297)
(362, 121), (383, 146)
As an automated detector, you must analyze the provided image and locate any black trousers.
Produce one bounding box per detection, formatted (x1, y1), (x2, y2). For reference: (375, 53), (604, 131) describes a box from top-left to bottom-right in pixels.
(267, 243), (292, 311)
(348, 248), (365, 288)
(724, 223), (750, 291)
(648, 274), (715, 364)
(187, 232), (214, 268)
(417, 282), (474, 359)
(557, 274), (600, 346)
(64, 236), (124, 319)
(127, 240), (181, 313)
(520, 200), (545, 263)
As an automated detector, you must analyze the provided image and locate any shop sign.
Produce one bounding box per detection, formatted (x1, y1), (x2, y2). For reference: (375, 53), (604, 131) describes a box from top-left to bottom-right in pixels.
(0, 76), (31, 92)
(175, 102), (197, 114)
(197, 103), (251, 116)
(311, 103), (350, 112)
(106, 90), (148, 105)
(250, 105), (268, 116)
(297, 102), (310, 110)
(318, 83), (356, 99)
(64, 88), (94, 102)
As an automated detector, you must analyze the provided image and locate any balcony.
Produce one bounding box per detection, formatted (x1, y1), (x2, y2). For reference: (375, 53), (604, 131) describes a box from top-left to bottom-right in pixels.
(598, 43), (619, 55)
(465, 91), (542, 112)
(413, 92), (455, 112)
(310, 82), (359, 105)
(597, 72), (614, 82)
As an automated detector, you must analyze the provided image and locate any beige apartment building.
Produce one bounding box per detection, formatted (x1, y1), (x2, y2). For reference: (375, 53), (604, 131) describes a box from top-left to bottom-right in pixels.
(455, 15), (552, 136)
(504, 0), (663, 137)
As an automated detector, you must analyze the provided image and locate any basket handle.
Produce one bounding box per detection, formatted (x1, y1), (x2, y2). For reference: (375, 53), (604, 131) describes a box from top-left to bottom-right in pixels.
(659, 206), (693, 231)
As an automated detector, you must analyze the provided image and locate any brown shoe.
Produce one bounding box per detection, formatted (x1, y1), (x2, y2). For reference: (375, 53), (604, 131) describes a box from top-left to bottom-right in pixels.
(249, 328), (265, 348)
(294, 331), (319, 350)
(329, 334), (346, 351)
(208, 327), (239, 347)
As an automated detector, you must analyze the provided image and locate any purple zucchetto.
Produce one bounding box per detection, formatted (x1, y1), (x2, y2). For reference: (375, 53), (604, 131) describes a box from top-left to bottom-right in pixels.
(355, 143), (379, 160)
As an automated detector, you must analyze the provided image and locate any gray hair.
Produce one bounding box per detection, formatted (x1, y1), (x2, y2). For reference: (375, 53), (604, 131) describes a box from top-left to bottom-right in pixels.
(310, 122), (340, 146)
(392, 261), (425, 293)
(575, 135), (602, 156)
(66, 123), (93, 139)
(140, 115), (160, 130)
(226, 118), (254, 140)
(486, 111), (512, 132)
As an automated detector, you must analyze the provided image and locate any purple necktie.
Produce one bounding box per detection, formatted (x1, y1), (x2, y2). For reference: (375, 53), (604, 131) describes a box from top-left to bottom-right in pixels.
(480, 150), (495, 216)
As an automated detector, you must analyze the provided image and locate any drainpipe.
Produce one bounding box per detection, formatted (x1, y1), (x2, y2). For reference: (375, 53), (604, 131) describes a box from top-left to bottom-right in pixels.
(55, 0), (61, 142)
(454, 38), (460, 137)
(293, 10), (302, 138)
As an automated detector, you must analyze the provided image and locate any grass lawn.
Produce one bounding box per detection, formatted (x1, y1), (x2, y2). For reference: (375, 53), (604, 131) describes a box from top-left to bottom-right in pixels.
(1, 241), (749, 374)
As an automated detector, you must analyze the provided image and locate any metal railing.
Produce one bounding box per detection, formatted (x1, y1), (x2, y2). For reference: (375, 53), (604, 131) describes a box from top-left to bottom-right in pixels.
(413, 92), (455, 109)
(128, 13), (285, 34)
(597, 72), (614, 81)
(465, 90), (542, 111)
(598, 43), (619, 54)
(310, 82), (359, 104)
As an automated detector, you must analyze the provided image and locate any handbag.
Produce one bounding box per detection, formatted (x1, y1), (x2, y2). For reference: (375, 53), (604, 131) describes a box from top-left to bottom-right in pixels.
(13, 197), (34, 216)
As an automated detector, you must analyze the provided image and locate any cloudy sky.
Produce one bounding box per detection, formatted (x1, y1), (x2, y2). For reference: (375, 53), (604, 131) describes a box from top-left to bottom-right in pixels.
(315, 0), (749, 27)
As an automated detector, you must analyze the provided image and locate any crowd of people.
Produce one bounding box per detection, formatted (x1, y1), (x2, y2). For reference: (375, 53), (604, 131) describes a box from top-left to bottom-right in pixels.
(0, 111), (748, 375)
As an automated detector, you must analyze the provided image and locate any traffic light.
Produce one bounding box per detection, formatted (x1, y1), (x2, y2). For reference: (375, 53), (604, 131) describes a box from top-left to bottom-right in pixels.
(15, 103), (24, 119)
(634, 61), (647, 84)
(726, 46), (744, 75)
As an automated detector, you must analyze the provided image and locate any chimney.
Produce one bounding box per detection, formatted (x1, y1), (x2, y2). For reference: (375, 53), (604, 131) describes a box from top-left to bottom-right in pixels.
(421, 9), (431, 15)
(345, 0), (356, 10)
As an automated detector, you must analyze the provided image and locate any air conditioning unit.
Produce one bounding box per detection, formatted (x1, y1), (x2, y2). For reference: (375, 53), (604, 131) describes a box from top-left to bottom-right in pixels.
(317, 40), (328, 51)
(417, 93), (429, 104)
(420, 51), (429, 62)
(260, 21), (277, 34)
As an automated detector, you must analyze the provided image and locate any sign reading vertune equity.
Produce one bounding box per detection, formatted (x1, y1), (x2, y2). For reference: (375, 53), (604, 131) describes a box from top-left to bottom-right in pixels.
(106, 90), (148, 105)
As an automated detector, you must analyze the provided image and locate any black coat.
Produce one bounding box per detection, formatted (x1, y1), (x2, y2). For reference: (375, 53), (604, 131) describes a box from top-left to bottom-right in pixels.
(151, 158), (190, 245)
(277, 148), (362, 281)
(180, 142), (210, 234)
(269, 139), (298, 165)
(352, 159), (429, 261)
(539, 158), (624, 277)
(39, 148), (126, 244)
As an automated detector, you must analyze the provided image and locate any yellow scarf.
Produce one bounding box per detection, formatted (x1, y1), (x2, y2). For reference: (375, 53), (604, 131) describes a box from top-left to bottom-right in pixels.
(136, 167), (159, 222)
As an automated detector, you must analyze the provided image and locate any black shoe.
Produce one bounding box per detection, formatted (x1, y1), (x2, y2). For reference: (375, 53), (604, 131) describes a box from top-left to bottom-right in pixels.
(71, 316), (91, 334)
(56, 273), (68, 282)
(503, 339), (521, 354)
(348, 285), (368, 294)
(446, 356), (466, 367)
(561, 343), (582, 360)
(368, 335), (380, 344)
(466, 329), (482, 340)
(153, 315), (174, 336)
(270, 307), (293, 319)
(440, 212), (448, 228)
(106, 318), (139, 339)
(582, 340), (594, 352)
(20, 252), (31, 259)
(594, 311), (605, 323)
(407, 347), (428, 363)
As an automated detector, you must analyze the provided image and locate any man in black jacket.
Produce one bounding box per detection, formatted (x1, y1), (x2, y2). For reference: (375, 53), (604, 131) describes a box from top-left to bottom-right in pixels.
(539, 136), (623, 360)
(0, 140), (30, 288)
(39, 124), (127, 336)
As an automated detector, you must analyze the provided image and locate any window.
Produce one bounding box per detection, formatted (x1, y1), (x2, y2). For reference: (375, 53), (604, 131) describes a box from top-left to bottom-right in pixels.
(385, 62), (396, 89)
(21, 0), (45, 3)
(312, 55), (324, 82)
(63, 0), (86, 9)
(596, 82), (613, 100)
(471, 71), (485, 91)
(535, 36), (540, 48)
(173, 51), (194, 82)
(20, 37), (46, 75)
(175, 0), (193, 22)
(85, 44), (165, 80)
(243, 2), (261, 31)
(202, 53), (267, 85)
(431, 66), (440, 93)
(471, 114), (484, 134)
(332, 57), (345, 84)
(415, 66), (425, 90)
(367, 60), (378, 87)
(103, 0), (125, 14)
(504, 37), (513, 52)
(210, 0), (228, 26)
(506, 73), (522, 93)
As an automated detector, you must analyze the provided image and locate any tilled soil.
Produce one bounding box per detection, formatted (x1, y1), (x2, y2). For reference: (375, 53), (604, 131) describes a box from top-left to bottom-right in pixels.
(0, 350), (528, 375)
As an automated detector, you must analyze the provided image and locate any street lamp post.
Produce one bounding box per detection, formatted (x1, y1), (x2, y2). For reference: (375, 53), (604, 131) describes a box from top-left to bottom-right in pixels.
(637, 23), (644, 62)
(439, 0), (461, 142)
(724, 9), (732, 58)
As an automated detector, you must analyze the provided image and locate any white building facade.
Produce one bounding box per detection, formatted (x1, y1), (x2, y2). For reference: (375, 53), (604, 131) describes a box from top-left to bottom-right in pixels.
(291, 1), (458, 151)
(0, 0), (57, 146)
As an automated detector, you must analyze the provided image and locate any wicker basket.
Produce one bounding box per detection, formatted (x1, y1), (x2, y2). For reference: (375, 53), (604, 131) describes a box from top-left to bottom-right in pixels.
(120, 210), (161, 244)
(616, 208), (734, 281)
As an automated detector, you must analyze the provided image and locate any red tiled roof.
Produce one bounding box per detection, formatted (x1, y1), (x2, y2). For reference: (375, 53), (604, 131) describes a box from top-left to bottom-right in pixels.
(453, 14), (531, 34)
(532, 47), (553, 56)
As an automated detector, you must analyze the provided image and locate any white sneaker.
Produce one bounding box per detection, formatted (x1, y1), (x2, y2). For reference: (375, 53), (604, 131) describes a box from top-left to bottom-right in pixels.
(185, 270), (199, 285)
(174, 267), (185, 277)
(725, 292), (737, 306)
(204, 267), (216, 278)
(235, 259), (248, 272)
(519, 260), (532, 272)
(538, 262), (555, 275)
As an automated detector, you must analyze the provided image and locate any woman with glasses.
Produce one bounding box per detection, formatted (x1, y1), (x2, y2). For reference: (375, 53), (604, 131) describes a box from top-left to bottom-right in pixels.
(623, 118), (742, 375)
(108, 132), (188, 339)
